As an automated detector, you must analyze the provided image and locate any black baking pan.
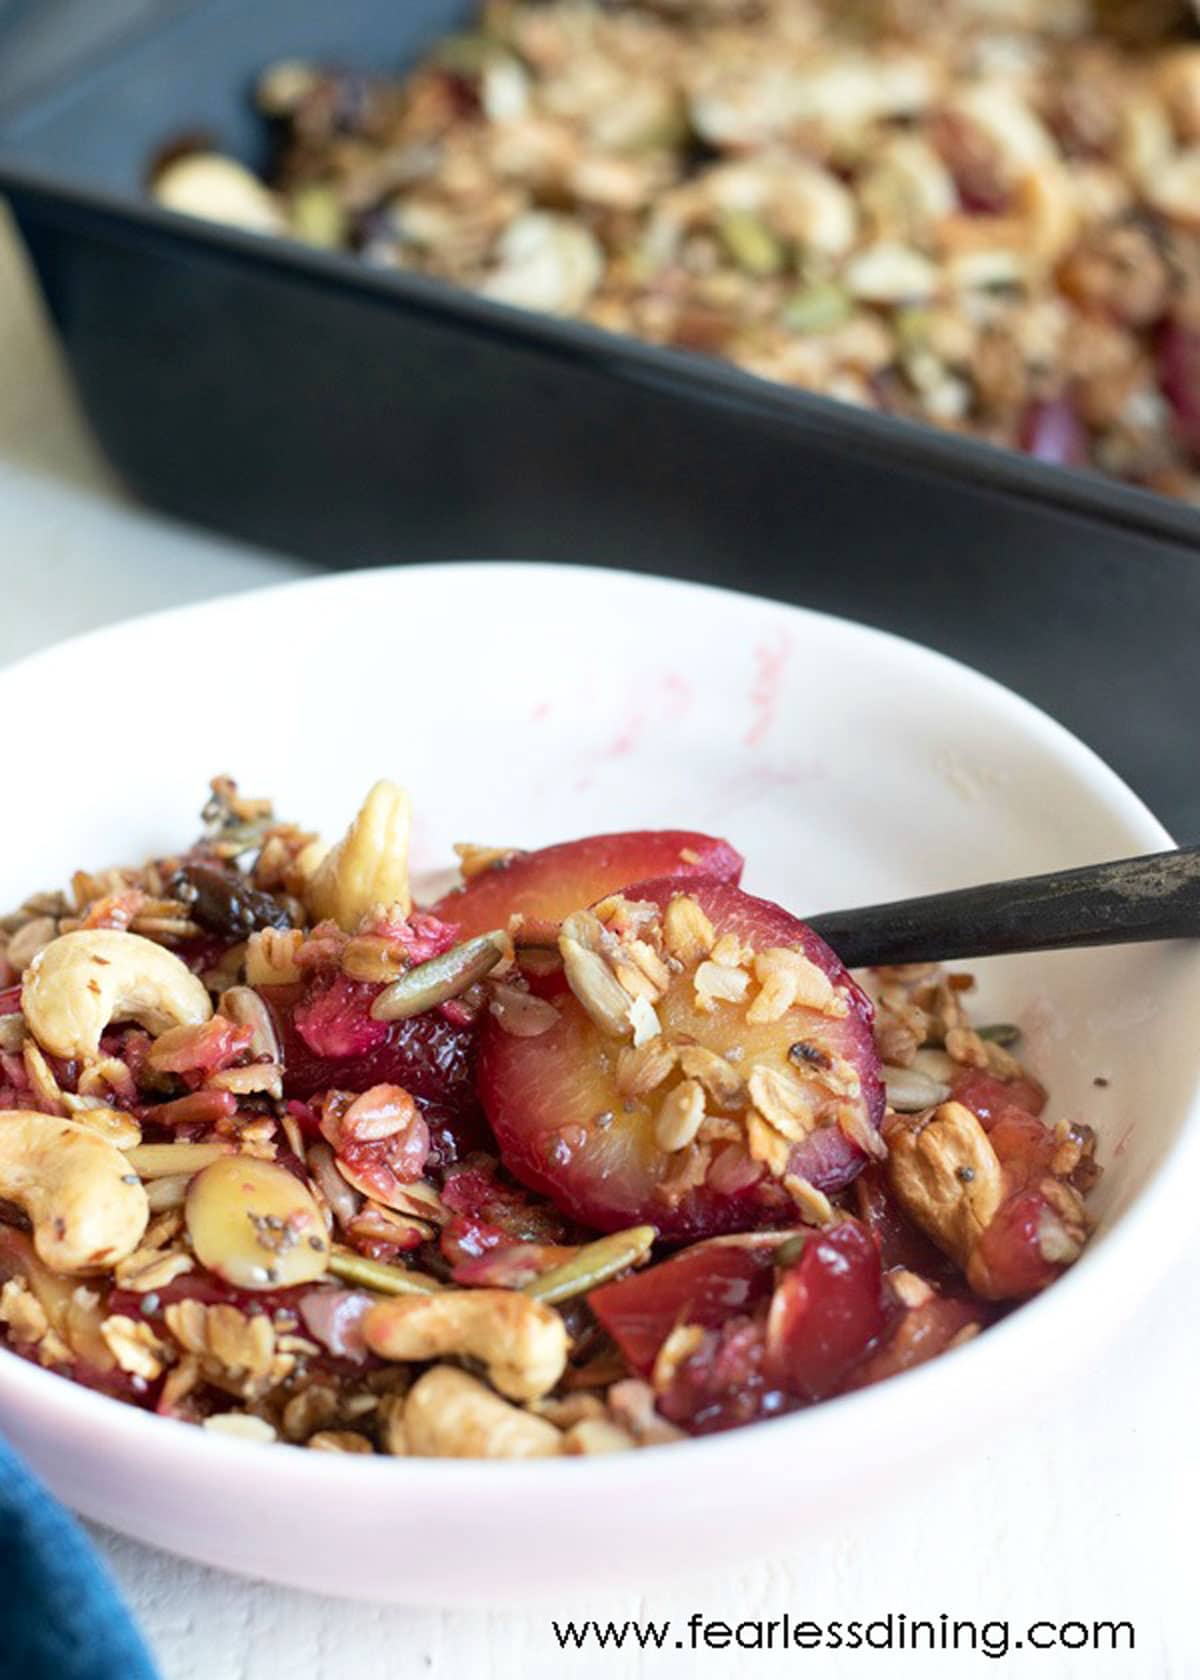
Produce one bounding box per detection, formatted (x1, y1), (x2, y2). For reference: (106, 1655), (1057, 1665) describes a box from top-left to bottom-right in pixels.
(1, 0), (1198, 836)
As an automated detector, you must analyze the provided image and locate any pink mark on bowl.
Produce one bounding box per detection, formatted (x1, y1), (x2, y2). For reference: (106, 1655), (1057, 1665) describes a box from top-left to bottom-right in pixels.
(606, 711), (646, 759)
(725, 762), (821, 801)
(530, 700), (553, 722)
(662, 672), (692, 718)
(745, 633), (792, 749)
(602, 674), (693, 760)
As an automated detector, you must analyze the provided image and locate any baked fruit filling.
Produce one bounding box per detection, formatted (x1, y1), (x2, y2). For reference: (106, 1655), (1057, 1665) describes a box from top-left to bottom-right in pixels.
(0, 778), (1099, 1456)
(479, 877), (885, 1238)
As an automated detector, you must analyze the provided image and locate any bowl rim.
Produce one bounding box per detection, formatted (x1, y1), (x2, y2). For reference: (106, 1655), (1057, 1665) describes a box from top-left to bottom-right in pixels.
(0, 559), (1194, 1507)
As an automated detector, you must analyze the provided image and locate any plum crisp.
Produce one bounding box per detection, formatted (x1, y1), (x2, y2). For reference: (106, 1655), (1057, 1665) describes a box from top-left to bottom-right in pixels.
(0, 778), (1098, 1456)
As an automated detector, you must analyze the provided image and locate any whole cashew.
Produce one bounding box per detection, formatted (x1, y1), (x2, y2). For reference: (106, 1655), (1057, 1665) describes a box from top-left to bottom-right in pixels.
(403, 1366), (562, 1459)
(883, 1101), (1005, 1274)
(0, 1111), (148, 1272)
(308, 780), (413, 931)
(362, 1289), (568, 1402)
(23, 929), (212, 1061)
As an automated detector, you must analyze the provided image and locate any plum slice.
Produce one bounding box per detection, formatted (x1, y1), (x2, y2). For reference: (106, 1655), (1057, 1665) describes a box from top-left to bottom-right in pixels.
(477, 877), (884, 1239)
(263, 981), (478, 1109)
(589, 1232), (784, 1373)
(427, 830), (743, 942)
(763, 1220), (886, 1401)
(592, 1223), (888, 1432)
(260, 980), (490, 1164)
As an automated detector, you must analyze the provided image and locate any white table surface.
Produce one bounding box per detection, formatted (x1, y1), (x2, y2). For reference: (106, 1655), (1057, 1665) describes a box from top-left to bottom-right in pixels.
(0, 204), (1196, 1680)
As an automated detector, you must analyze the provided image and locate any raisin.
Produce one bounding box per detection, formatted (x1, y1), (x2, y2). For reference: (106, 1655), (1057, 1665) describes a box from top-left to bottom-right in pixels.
(171, 863), (293, 937)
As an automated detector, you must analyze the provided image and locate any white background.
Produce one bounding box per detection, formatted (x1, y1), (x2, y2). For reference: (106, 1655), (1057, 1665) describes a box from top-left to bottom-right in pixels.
(0, 205), (1195, 1680)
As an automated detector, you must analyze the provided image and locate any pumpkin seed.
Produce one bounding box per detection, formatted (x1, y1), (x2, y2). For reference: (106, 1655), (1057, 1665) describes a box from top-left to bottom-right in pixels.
(370, 931), (507, 1021)
(433, 31), (497, 74)
(717, 209), (784, 276)
(894, 305), (934, 353)
(783, 282), (853, 334)
(978, 1022), (1021, 1047)
(772, 1233), (809, 1269)
(327, 1247), (444, 1295)
(289, 183), (347, 250)
(884, 1063), (952, 1112)
(524, 1225), (657, 1304)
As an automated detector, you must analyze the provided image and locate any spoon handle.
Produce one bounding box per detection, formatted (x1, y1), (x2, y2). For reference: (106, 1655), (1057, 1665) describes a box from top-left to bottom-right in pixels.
(807, 845), (1200, 968)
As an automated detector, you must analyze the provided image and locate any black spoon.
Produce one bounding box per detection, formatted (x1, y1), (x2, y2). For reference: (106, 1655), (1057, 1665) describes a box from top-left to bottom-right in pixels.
(806, 845), (1200, 968)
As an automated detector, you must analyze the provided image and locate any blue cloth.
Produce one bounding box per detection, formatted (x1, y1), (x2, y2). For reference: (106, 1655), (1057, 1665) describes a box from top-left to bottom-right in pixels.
(0, 1431), (158, 1680)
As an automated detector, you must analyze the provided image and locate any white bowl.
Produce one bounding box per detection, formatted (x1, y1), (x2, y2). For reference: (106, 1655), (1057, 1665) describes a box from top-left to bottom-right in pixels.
(0, 562), (1196, 1606)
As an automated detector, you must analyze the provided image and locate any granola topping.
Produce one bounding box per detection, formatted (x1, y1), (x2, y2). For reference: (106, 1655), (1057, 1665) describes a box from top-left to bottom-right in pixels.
(143, 5), (1200, 501)
(0, 779), (1102, 1455)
